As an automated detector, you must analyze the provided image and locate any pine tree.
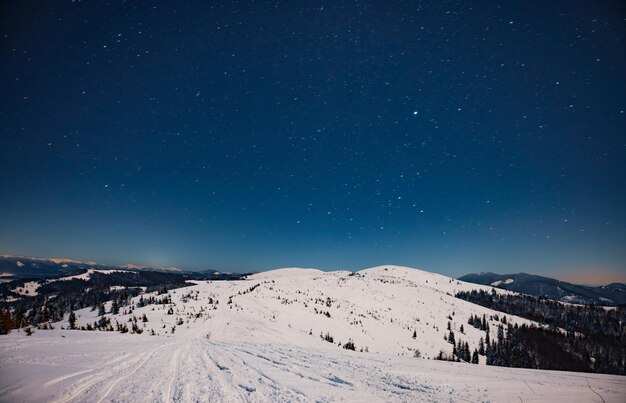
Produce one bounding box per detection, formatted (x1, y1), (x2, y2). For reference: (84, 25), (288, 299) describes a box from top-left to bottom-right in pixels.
(13, 309), (26, 329)
(343, 338), (356, 351)
(494, 325), (505, 366)
(111, 300), (120, 315)
(0, 308), (15, 334)
(98, 304), (106, 316)
(486, 342), (495, 365)
(68, 311), (77, 330)
(412, 330), (417, 339)
(472, 349), (479, 364)
(98, 315), (111, 330)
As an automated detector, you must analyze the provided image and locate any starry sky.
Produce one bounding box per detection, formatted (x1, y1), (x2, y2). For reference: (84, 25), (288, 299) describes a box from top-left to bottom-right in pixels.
(1, 1), (625, 283)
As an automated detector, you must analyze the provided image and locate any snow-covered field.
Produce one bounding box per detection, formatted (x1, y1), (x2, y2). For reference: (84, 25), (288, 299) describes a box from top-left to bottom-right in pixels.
(11, 281), (40, 296)
(2, 330), (624, 403)
(1, 266), (625, 402)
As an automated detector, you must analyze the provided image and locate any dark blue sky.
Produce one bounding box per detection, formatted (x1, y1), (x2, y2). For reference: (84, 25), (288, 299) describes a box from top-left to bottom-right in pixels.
(1, 1), (625, 282)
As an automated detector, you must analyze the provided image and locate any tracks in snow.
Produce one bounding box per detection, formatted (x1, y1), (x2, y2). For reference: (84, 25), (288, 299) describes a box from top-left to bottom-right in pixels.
(4, 335), (624, 402)
(43, 338), (425, 403)
(45, 339), (310, 403)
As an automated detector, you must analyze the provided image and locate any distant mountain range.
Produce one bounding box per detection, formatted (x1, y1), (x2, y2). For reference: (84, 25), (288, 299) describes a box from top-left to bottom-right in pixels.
(459, 272), (626, 305)
(0, 255), (246, 282)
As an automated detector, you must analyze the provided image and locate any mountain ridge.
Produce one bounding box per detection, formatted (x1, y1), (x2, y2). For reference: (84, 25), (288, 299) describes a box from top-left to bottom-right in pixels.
(459, 272), (626, 305)
(0, 255), (243, 282)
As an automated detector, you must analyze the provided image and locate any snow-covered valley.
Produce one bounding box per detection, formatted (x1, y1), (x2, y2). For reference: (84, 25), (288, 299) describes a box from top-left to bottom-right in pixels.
(1, 266), (625, 402)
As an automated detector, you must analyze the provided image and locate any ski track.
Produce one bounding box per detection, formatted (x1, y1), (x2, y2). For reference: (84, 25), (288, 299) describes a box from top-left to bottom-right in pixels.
(1, 334), (626, 402)
(52, 345), (164, 403)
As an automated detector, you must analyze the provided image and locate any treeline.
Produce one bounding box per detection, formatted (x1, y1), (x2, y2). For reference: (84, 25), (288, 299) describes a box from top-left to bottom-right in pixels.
(478, 320), (588, 372)
(456, 289), (625, 337)
(0, 287), (143, 333)
(456, 289), (626, 375)
(0, 271), (191, 334)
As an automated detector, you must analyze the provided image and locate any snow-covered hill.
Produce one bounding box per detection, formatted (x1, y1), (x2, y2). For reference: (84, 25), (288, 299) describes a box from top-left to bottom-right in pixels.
(62, 265), (530, 360)
(1, 265), (625, 402)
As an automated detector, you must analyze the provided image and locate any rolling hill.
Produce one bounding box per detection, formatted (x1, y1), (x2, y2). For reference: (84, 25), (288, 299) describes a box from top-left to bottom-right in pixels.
(1, 265), (625, 402)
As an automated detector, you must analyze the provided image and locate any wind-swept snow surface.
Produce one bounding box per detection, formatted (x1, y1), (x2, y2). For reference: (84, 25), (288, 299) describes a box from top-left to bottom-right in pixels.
(1, 266), (625, 402)
(1, 331), (625, 402)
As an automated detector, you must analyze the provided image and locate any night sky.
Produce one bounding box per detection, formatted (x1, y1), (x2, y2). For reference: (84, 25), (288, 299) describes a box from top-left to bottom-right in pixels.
(1, 1), (625, 282)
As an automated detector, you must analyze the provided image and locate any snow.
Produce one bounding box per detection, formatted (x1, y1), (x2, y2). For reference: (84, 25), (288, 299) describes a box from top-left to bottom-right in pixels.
(1, 330), (624, 402)
(11, 281), (41, 296)
(6, 270), (132, 300)
(160, 266), (181, 272)
(599, 297), (614, 303)
(121, 264), (147, 269)
(122, 264), (181, 272)
(48, 269), (130, 282)
(2, 255), (98, 266)
(16, 261), (24, 267)
(48, 258), (97, 265)
(0, 265), (624, 402)
(491, 278), (514, 286)
(48, 258), (84, 264)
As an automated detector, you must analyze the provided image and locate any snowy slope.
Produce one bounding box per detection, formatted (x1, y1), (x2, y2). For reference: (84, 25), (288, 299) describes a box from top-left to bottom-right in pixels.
(1, 265), (624, 402)
(11, 281), (41, 296)
(61, 265), (529, 359)
(2, 330), (625, 403)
